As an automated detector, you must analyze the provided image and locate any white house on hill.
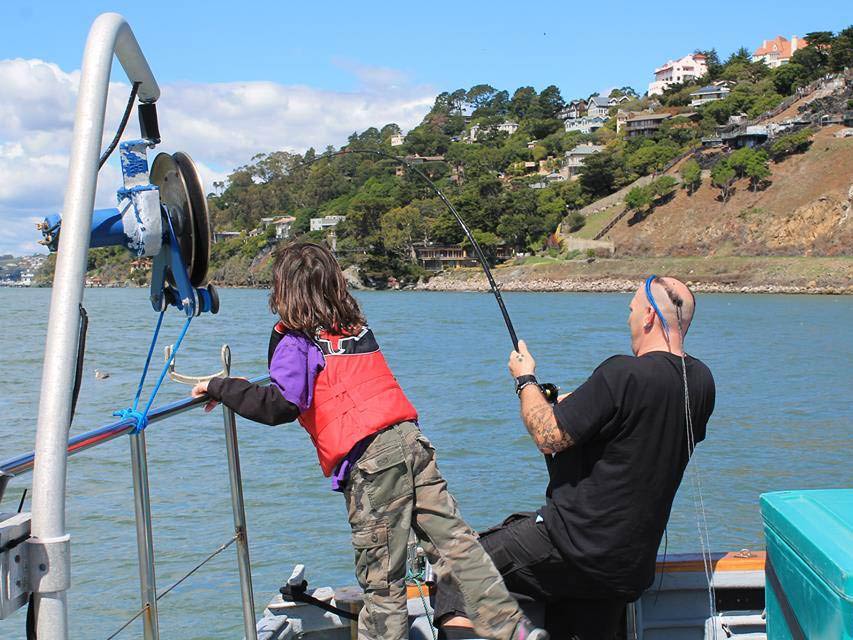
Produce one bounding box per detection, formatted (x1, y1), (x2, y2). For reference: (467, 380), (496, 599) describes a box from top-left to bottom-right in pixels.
(648, 53), (708, 96)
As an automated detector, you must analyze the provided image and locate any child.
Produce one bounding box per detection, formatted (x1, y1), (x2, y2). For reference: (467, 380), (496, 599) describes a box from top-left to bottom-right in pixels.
(191, 242), (546, 640)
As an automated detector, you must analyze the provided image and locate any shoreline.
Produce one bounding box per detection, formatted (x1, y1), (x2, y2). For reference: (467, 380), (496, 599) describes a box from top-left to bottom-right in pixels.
(415, 277), (852, 295)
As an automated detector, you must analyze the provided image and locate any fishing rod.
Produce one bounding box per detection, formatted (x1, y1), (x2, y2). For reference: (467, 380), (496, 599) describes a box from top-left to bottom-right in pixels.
(292, 148), (558, 403)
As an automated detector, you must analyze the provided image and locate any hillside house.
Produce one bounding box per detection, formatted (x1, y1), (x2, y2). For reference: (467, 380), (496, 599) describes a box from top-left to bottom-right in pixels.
(272, 216), (296, 239)
(563, 143), (604, 177)
(564, 116), (607, 134)
(752, 35), (807, 68)
(310, 215), (346, 232)
(213, 230), (241, 243)
(390, 134), (405, 146)
(558, 99), (587, 120)
(415, 243), (511, 269)
(690, 84), (731, 106)
(616, 110), (630, 133)
(608, 95), (631, 107)
(586, 95), (611, 119)
(648, 53), (708, 96)
(721, 125), (769, 149)
(497, 121), (519, 135)
(467, 121), (518, 142)
(624, 112), (672, 137)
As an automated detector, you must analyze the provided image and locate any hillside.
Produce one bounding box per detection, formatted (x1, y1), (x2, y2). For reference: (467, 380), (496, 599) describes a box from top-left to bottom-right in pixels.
(606, 127), (853, 257)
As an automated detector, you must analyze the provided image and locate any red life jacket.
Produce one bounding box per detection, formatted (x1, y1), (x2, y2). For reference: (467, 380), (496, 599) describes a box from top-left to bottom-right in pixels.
(269, 323), (418, 476)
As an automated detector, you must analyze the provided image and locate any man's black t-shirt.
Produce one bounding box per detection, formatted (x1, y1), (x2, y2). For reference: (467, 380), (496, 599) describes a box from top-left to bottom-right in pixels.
(541, 351), (715, 599)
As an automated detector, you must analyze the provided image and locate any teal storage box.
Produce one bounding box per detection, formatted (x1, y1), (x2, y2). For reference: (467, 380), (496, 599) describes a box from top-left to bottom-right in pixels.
(760, 490), (853, 639)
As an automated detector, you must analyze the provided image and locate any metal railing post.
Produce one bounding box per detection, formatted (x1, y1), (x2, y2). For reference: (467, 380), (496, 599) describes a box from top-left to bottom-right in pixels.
(129, 431), (160, 640)
(28, 13), (159, 638)
(220, 346), (258, 640)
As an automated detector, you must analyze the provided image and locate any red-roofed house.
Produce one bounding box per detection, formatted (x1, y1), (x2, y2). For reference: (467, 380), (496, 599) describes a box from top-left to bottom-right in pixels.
(752, 36), (807, 68)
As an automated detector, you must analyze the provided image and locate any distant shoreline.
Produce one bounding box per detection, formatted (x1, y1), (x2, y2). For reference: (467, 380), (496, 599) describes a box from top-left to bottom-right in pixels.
(414, 277), (851, 295)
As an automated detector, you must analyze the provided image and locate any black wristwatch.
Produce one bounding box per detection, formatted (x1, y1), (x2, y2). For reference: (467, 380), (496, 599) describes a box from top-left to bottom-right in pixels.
(515, 374), (539, 396)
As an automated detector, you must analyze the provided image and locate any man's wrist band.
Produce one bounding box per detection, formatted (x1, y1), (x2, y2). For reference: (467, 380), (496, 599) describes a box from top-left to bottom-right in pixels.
(515, 374), (538, 396)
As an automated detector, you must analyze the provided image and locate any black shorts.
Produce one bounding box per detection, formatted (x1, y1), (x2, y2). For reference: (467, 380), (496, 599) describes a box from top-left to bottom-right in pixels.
(433, 513), (626, 639)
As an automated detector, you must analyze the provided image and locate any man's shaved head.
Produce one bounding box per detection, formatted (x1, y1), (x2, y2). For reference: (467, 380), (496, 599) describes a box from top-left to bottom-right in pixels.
(628, 276), (696, 355)
(649, 276), (695, 336)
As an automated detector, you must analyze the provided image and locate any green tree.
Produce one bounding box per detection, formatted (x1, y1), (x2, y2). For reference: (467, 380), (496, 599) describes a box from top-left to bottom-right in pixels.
(829, 26), (853, 72)
(380, 204), (427, 262)
(680, 158), (702, 194)
(711, 159), (736, 201)
(509, 86), (539, 119)
(538, 85), (566, 118)
(579, 152), (627, 199)
(625, 185), (652, 212)
(650, 175), (679, 199)
(744, 150), (771, 190)
(770, 128), (814, 161)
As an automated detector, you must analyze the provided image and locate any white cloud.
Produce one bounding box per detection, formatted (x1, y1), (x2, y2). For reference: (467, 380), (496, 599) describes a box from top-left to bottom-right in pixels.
(0, 58), (434, 255)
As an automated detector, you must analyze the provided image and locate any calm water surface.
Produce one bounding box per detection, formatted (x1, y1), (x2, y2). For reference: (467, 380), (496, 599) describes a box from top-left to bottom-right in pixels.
(0, 288), (850, 638)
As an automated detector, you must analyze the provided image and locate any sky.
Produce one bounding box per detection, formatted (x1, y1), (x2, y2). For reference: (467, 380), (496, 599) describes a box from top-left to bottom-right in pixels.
(1, 0), (850, 255)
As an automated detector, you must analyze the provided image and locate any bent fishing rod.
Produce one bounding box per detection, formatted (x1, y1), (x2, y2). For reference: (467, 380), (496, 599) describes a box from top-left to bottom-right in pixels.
(294, 148), (558, 404)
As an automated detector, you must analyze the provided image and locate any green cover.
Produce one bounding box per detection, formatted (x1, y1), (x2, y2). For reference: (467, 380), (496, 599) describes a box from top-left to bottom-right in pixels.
(761, 489), (853, 639)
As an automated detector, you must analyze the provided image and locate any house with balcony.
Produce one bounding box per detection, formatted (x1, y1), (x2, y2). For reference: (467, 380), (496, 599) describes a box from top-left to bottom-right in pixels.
(564, 116), (607, 134)
(648, 53), (708, 96)
(690, 84), (731, 107)
(624, 112), (672, 137)
(562, 143), (605, 178)
(752, 35), (807, 68)
(412, 244), (479, 270)
(558, 99), (587, 121)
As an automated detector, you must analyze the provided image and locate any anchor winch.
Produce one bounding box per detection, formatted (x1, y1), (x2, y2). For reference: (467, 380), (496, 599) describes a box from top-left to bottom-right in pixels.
(37, 114), (218, 317)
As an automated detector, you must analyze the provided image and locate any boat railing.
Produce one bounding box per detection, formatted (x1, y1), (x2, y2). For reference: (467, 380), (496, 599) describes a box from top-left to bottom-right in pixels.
(1, 373), (270, 640)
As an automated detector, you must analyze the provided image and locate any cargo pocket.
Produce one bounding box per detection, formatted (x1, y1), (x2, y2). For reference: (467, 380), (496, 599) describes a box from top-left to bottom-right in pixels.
(356, 444), (412, 508)
(352, 523), (389, 590)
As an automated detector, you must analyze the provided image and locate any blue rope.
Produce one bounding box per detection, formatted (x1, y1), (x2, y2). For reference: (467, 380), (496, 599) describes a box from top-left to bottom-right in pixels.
(116, 312), (193, 434)
(132, 310), (165, 412)
(142, 315), (192, 418)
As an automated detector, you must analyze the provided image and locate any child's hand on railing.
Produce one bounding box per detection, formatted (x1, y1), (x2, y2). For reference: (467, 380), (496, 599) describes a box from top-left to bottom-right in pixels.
(191, 381), (219, 413)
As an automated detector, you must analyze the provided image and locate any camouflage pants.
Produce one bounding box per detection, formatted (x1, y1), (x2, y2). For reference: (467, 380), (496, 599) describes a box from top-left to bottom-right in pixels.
(344, 421), (523, 640)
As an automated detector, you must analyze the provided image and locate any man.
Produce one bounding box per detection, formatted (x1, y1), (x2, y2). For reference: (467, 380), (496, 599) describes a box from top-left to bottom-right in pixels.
(434, 276), (715, 639)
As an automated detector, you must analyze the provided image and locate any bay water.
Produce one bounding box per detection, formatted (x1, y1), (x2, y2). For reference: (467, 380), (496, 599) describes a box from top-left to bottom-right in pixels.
(0, 287), (850, 638)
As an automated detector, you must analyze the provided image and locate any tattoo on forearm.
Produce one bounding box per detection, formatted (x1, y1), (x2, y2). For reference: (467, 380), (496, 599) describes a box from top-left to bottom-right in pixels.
(521, 390), (573, 453)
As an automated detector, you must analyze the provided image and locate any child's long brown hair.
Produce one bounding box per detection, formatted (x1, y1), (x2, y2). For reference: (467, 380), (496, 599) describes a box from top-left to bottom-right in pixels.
(269, 242), (364, 334)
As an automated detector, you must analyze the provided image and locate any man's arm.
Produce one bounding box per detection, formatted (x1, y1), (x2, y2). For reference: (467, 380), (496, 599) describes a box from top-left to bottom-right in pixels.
(518, 384), (573, 454)
(508, 339), (574, 454)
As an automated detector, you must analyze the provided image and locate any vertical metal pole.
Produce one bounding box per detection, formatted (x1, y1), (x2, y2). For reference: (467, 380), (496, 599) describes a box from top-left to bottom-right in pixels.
(129, 431), (160, 640)
(220, 346), (258, 640)
(28, 13), (159, 639)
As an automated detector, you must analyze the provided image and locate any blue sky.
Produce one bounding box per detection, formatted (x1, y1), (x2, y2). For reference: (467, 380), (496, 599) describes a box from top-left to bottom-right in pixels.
(0, 0), (850, 255)
(3, 0), (850, 98)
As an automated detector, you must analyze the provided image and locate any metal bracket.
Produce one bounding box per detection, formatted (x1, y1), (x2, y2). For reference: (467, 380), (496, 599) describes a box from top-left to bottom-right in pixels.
(0, 512), (31, 619)
(165, 344), (231, 385)
(26, 534), (71, 594)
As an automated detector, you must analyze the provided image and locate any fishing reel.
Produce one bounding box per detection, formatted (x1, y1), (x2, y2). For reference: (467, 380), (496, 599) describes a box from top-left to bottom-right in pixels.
(38, 137), (218, 318)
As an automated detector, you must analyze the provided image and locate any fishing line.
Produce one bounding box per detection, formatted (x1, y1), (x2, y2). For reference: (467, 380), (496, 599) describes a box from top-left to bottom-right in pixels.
(294, 149), (520, 347)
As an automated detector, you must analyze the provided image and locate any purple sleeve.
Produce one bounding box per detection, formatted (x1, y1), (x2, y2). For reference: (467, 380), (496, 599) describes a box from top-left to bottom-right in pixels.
(269, 333), (325, 413)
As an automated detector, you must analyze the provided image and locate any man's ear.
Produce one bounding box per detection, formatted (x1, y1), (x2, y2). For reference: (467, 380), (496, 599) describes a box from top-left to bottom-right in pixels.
(643, 306), (656, 331)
